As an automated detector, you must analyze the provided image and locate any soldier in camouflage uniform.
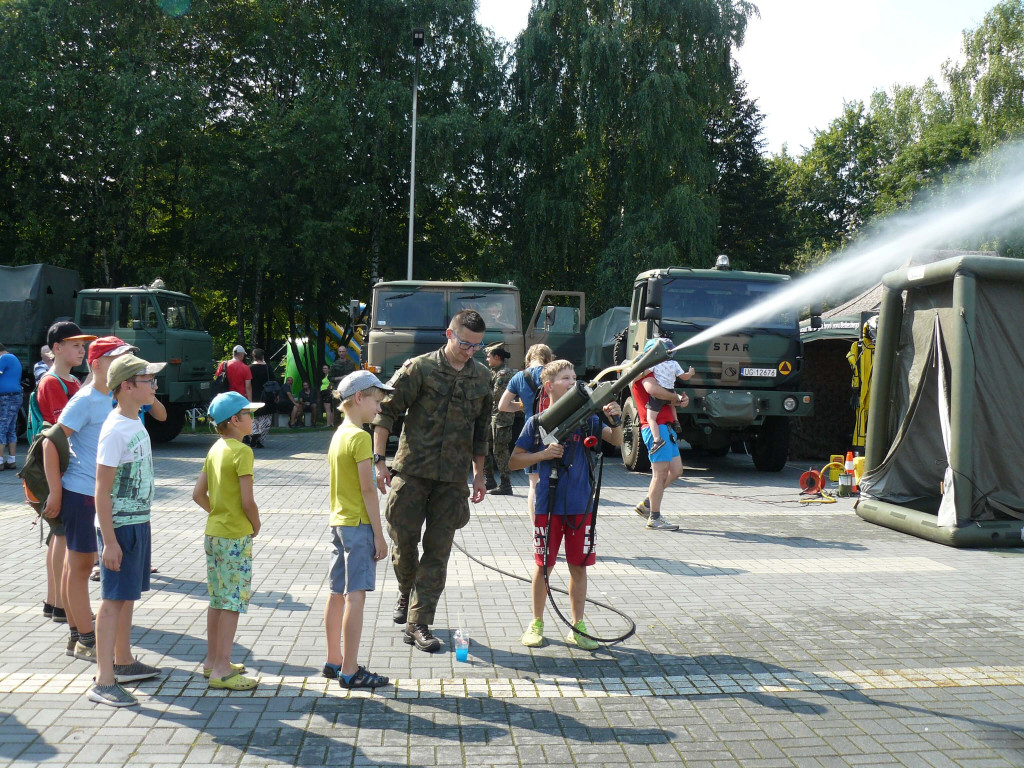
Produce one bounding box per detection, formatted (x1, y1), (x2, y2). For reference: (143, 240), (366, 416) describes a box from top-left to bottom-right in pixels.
(484, 342), (515, 495)
(372, 310), (492, 652)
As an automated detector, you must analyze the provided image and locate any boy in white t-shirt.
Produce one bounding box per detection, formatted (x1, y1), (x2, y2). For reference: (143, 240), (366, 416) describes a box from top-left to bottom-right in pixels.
(89, 355), (166, 707)
(644, 339), (695, 453)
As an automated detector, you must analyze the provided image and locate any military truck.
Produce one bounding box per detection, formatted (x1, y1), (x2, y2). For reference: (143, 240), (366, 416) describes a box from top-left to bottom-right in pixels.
(359, 281), (585, 381)
(615, 257), (813, 472)
(0, 263), (214, 443)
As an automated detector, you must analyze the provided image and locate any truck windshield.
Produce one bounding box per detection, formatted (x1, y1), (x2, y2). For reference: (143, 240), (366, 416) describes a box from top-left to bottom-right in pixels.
(661, 278), (796, 331)
(451, 291), (518, 331)
(375, 290), (446, 328)
(155, 295), (204, 331)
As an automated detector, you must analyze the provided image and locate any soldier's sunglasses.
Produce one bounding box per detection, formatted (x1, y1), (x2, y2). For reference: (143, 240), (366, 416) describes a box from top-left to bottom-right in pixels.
(449, 329), (484, 351)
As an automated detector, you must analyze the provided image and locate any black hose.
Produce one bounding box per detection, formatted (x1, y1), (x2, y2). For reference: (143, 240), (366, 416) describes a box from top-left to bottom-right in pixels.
(450, 537), (636, 645)
(452, 443), (636, 646)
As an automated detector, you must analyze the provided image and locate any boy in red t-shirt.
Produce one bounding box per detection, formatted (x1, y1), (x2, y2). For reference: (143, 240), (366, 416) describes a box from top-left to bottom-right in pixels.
(38, 322), (97, 623)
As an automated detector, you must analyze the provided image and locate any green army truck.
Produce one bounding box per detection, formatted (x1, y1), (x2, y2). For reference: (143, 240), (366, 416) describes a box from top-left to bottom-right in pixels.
(360, 281), (586, 381)
(0, 263), (214, 443)
(616, 257), (813, 472)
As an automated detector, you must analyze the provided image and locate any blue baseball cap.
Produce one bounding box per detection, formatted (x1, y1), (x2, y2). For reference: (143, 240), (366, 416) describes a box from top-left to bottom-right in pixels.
(208, 391), (263, 425)
(643, 337), (673, 352)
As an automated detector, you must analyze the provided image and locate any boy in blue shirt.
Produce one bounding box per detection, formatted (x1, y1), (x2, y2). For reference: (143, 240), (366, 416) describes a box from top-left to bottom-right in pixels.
(509, 360), (622, 651)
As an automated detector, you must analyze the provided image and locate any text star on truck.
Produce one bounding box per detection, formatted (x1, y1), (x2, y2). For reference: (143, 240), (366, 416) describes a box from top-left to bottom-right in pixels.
(616, 256), (813, 472)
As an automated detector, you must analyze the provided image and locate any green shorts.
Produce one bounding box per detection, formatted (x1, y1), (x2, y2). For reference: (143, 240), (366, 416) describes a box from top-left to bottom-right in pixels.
(205, 535), (253, 613)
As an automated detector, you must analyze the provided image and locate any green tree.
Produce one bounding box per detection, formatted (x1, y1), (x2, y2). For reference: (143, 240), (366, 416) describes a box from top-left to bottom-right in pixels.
(511, 0), (755, 313)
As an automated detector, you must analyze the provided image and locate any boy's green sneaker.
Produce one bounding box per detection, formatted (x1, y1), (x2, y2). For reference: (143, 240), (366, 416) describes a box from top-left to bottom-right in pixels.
(566, 619), (600, 651)
(520, 619), (544, 648)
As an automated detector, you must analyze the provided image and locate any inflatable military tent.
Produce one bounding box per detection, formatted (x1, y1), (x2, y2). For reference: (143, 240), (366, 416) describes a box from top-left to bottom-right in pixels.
(858, 254), (1024, 547)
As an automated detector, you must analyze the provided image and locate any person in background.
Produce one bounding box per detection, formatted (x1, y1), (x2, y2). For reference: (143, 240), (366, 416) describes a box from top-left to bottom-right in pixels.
(320, 364), (336, 428)
(218, 345), (252, 401)
(484, 342), (515, 496)
(34, 345), (54, 383)
(249, 349), (272, 448)
(0, 342), (21, 471)
(292, 380), (316, 427)
(498, 344), (554, 514)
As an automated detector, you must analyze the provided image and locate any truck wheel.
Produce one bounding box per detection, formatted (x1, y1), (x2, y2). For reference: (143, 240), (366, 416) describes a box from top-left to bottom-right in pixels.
(750, 416), (790, 472)
(611, 329), (629, 366)
(145, 403), (185, 443)
(621, 398), (651, 472)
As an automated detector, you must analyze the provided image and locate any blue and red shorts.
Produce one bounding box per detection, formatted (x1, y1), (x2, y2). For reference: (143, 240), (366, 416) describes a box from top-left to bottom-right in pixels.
(533, 513), (595, 567)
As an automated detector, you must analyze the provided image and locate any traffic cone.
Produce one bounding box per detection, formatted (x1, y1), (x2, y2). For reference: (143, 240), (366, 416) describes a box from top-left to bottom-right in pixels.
(845, 451), (857, 494)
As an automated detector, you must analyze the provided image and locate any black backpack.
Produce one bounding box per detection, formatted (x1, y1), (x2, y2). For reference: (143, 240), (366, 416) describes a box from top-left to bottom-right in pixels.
(212, 361), (230, 395)
(260, 379), (282, 405)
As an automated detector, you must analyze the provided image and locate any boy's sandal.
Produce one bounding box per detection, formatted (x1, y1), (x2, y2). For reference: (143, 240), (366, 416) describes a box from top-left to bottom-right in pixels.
(90, 567), (101, 582)
(208, 671), (258, 691)
(339, 666), (389, 689)
(203, 662), (246, 679)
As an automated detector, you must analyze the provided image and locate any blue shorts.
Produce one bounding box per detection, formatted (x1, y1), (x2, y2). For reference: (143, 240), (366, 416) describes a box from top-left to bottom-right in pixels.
(329, 524), (376, 595)
(97, 523), (151, 601)
(62, 489), (98, 554)
(642, 424), (680, 463)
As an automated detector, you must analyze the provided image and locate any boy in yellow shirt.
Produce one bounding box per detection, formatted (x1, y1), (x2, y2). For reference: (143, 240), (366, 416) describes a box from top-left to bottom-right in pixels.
(322, 371), (391, 688)
(192, 391), (262, 690)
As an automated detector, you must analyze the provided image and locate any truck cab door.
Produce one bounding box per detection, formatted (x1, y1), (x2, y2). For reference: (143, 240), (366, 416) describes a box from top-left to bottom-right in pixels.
(525, 291), (586, 372)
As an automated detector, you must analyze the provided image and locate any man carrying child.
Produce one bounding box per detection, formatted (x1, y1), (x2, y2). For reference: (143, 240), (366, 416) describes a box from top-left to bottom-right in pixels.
(509, 359), (622, 650)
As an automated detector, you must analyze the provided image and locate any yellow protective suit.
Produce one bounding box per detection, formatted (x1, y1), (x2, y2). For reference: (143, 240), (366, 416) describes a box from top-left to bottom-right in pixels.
(847, 326), (875, 448)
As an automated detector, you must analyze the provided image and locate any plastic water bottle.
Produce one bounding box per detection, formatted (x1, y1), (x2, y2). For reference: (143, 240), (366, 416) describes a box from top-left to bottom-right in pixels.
(454, 629), (469, 662)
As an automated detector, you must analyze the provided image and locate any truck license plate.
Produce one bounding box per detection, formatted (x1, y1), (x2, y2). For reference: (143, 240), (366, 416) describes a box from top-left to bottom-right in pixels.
(740, 367), (777, 378)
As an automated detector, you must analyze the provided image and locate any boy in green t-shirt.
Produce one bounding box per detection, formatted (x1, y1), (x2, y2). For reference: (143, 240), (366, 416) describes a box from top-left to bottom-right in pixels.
(322, 371), (392, 689)
(192, 391), (263, 691)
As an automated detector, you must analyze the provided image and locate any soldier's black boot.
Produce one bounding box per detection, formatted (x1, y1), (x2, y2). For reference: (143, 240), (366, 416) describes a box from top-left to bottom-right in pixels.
(484, 471), (497, 491)
(404, 623), (442, 652)
(489, 476), (512, 495)
(392, 593), (409, 624)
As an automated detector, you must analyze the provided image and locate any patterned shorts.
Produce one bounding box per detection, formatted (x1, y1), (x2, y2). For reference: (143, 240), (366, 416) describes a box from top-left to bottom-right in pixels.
(205, 535), (253, 613)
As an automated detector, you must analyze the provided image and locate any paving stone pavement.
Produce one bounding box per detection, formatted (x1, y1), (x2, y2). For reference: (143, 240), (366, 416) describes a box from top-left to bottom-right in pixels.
(2, 428), (1024, 767)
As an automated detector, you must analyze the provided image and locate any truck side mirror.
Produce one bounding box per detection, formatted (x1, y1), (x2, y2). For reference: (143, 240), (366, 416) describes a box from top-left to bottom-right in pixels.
(642, 277), (663, 321)
(809, 303), (822, 330)
(349, 299), (361, 322)
(132, 319), (143, 331)
(545, 305), (557, 329)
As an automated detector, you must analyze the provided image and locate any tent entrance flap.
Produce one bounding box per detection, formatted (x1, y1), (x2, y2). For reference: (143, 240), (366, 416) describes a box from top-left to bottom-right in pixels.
(859, 317), (949, 511)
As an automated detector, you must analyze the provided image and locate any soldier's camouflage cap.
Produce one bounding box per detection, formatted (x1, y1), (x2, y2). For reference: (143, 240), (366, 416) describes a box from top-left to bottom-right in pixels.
(485, 341), (510, 358)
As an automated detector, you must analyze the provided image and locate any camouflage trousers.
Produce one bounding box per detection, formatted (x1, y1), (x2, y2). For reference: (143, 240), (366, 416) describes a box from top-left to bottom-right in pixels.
(485, 422), (515, 480)
(384, 473), (471, 626)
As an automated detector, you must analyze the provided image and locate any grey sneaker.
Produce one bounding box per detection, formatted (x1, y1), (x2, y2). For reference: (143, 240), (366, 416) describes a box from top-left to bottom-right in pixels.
(74, 641), (97, 662)
(87, 683), (138, 707)
(634, 499), (651, 518)
(646, 515), (679, 531)
(114, 660), (161, 683)
(66, 636), (78, 657)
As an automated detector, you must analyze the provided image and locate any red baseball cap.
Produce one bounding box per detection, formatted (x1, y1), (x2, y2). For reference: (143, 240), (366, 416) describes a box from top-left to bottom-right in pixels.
(87, 336), (139, 365)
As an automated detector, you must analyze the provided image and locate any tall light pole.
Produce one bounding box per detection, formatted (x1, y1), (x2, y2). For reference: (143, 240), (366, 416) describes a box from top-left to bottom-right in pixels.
(407, 27), (424, 281)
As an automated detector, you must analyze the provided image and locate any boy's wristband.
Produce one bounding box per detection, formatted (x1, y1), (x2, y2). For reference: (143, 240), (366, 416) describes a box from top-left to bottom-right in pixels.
(373, 453), (386, 465)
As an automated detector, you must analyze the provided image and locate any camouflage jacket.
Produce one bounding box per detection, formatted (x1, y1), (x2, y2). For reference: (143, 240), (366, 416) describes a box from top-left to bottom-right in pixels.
(374, 346), (492, 482)
(490, 365), (515, 427)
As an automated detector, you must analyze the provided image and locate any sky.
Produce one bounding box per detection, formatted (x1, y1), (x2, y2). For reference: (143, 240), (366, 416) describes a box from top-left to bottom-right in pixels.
(475, 0), (998, 156)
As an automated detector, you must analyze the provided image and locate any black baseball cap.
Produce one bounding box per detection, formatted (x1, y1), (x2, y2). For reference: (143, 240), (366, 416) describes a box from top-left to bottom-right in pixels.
(47, 321), (97, 347)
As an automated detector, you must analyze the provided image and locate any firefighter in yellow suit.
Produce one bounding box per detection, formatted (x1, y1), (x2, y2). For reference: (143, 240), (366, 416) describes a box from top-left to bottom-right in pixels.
(846, 316), (877, 449)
